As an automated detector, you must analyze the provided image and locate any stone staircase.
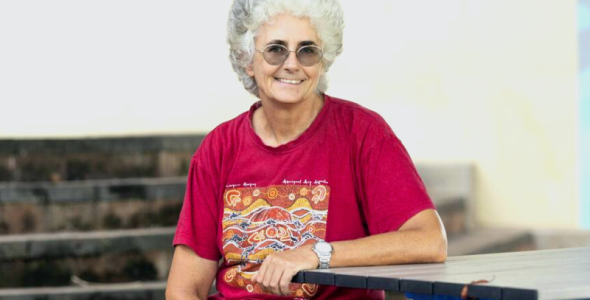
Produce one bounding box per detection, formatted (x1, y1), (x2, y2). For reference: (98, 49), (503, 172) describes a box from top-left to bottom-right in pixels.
(416, 164), (535, 256)
(0, 136), (535, 300)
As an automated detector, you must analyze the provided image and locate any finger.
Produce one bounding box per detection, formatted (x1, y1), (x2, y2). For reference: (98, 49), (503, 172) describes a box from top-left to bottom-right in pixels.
(262, 262), (281, 295)
(279, 273), (292, 295)
(280, 267), (299, 295)
(262, 255), (283, 295)
(269, 268), (284, 295)
(275, 260), (297, 295)
(253, 259), (268, 284)
(253, 260), (269, 293)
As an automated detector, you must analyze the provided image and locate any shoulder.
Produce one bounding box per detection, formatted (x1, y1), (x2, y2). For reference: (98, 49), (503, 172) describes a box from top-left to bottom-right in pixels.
(325, 94), (396, 147)
(327, 95), (394, 135)
(191, 108), (251, 170)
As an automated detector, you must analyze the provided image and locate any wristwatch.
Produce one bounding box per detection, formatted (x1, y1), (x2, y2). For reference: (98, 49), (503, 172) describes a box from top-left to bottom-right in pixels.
(312, 240), (333, 269)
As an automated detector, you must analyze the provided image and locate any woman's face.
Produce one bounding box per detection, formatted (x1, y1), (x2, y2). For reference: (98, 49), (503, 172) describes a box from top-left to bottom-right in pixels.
(246, 14), (324, 106)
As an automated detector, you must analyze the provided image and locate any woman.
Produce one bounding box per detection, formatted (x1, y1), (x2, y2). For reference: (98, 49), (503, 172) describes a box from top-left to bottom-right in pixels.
(166, 0), (447, 299)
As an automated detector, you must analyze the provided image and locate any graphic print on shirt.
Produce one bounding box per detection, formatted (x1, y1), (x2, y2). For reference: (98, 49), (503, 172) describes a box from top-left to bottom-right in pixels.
(221, 184), (329, 298)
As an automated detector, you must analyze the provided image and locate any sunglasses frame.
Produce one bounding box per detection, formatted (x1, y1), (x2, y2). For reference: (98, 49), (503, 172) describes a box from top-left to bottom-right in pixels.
(256, 44), (324, 67)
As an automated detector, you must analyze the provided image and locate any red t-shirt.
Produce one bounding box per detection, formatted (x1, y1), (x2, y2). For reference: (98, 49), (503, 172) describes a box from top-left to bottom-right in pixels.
(173, 94), (435, 300)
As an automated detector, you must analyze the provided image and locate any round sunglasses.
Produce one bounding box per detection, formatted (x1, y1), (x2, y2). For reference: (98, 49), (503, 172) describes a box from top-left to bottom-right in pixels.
(256, 44), (323, 67)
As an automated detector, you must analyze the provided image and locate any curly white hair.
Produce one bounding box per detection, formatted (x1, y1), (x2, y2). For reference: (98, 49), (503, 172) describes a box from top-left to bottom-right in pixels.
(227, 0), (345, 97)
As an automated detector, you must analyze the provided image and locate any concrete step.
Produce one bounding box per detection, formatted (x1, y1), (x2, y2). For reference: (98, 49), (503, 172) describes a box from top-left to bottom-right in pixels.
(433, 197), (467, 240)
(0, 281), (166, 300)
(448, 228), (535, 256)
(0, 178), (185, 234)
(0, 228), (175, 289)
(0, 227), (174, 260)
(417, 164), (475, 232)
(0, 163), (472, 236)
(0, 177), (186, 204)
(0, 135), (204, 182)
(0, 193), (466, 240)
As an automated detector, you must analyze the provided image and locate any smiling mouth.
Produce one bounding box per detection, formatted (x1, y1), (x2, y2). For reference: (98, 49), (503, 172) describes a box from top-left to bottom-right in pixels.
(275, 78), (304, 85)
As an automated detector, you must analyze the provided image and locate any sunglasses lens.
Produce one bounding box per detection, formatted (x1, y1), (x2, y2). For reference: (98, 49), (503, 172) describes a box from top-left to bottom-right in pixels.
(297, 46), (322, 66)
(263, 45), (288, 65)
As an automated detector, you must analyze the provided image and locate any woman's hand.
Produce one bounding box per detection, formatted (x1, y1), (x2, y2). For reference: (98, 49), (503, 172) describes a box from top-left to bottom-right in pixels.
(250, 209), (447, 296)
(251, 244), (319, 296)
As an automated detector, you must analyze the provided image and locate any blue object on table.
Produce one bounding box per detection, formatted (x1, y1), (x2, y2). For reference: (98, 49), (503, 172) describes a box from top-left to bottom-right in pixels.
(405, 292), (494, 300)
(405, 292), (590, 300)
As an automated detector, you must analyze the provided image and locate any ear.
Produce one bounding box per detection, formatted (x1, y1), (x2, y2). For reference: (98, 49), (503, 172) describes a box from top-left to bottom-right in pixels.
(245, 64), (254, 77)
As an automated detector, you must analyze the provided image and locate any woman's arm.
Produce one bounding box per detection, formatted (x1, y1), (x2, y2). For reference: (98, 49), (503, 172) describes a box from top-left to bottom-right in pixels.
(330, 209), (447, 267)
(252, 209), (447, 295)
(166, 245), (218, 300)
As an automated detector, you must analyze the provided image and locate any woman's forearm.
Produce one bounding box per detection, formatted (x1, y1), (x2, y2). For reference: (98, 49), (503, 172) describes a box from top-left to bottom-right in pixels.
(330, 228), (447, 267)
(330, 209), (447, 267)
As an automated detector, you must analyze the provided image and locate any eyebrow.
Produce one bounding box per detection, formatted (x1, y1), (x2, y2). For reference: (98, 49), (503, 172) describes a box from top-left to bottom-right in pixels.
(267, 40), (287, 46)
(266, 40), (319, 47)
(299, 41), (317, 47)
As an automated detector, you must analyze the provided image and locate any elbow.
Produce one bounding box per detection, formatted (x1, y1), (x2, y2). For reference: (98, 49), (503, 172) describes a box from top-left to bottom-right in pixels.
(165, 288), (181, 300)
(166, 288), (202, 300)
(165, 289), (175, 300)
(433, 242), (447, 263)
(413, 230), (447, 263)
(426, 240), (447, 263)
(421, 226), (447, 263)
(432, 229), (448, 263)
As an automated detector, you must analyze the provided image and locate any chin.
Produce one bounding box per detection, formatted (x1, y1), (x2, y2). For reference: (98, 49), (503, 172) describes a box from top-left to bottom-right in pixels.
(275, 96), (305, 104)
(269, 91), (307, 104)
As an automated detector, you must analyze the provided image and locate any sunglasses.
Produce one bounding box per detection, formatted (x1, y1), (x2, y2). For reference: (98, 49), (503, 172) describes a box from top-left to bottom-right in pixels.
(256, 44), (323, 67)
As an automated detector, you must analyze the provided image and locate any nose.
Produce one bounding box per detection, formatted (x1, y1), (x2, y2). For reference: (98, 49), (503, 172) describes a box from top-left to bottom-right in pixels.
(282, 50), (300, 71)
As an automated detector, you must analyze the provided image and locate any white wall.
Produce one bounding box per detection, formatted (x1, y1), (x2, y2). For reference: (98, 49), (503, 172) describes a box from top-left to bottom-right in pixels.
(0, 1), (244, 137)
(0, 1), (580, 228)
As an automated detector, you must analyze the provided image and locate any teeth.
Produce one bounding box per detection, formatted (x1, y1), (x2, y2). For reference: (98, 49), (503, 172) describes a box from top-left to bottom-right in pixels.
(277, 78), (302, 84)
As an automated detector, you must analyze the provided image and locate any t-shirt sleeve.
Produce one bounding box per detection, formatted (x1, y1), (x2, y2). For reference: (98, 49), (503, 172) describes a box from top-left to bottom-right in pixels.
(173, 157), (221, 261)
(359, 134), (435, 234)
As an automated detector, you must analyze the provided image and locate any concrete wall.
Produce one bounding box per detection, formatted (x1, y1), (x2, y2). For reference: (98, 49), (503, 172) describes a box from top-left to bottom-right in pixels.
(0, 1), (579, 228)
(332, 1), (579, 229)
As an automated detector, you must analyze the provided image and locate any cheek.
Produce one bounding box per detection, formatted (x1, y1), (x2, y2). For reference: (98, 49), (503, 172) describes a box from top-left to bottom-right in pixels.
(307, 67), (323, 83)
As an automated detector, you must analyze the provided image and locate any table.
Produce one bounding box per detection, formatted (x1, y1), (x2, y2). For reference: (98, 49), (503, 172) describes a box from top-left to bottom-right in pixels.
(292, 246), (590, 300)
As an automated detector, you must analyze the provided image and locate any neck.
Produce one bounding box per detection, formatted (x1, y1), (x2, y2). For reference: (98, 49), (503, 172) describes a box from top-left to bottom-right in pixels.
(253, 94), (324, 147)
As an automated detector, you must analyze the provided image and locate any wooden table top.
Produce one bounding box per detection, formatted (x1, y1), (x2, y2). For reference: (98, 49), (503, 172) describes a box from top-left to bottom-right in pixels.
(292, 246), (590, 300)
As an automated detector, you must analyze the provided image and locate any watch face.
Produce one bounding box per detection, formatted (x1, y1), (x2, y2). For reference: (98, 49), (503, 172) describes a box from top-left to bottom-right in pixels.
(316, 241), (332, 252)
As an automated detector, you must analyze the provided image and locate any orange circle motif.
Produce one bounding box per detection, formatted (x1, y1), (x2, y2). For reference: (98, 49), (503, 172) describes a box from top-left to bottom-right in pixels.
(266, 227), (277, 238)
(288, 193), (296, 200)
(300, 188), (308, 196)
(253, 189), (260, 197)
(267, 188), (278, 199)
(243, 196), (252, 206)
(247, 284), (254, 292)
